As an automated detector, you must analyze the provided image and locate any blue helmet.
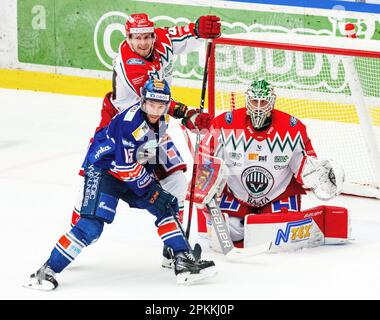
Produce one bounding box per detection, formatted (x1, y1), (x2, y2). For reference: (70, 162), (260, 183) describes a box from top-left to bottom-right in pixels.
(140, 78), (171, 111)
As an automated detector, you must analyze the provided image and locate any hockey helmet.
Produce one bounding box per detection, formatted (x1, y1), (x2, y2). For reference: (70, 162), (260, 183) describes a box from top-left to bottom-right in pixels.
(140, 78), (171, 114)
(245, 79), (276, 130)
(125, 13), (155, 35)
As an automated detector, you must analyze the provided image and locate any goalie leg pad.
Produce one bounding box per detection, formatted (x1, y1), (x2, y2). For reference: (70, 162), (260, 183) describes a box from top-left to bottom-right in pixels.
(244, 211), (325, 252)
(243, 206), (350, 251)
(321, 206), (350, 244)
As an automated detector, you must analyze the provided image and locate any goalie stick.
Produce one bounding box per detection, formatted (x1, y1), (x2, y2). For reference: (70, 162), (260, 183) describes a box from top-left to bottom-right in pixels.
(185, 39), (213, 239)
(206, 197), (272, 260)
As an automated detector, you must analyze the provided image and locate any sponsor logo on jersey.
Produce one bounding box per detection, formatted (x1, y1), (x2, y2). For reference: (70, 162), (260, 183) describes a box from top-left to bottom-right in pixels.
(246, 196), (270, 207)
(164, 61), (173, 76)
(241, 166), (274, 199)
(230, 152), (242, 160)
(256, 145), (263, 151)
(275, 219), (313, 245)
(132, 75), (146, 86)
(248, 153), (267, 162)
(83, 165), (101, 207)
(124, 104), (140, 122)
(137, 172), (153, 188)
(94, 145), (112, 160)
(122, 139), (135, 148)
(290, 116), (298, 127)
(248, 153), (258, 160)
(274, 155), (289, 163)
(132, 122), (150, 141)
(99, 202), (116, 214)
(126, 58), (146, 65)
(274, 164), (288, 170)
(225, 111), (233, 124)
(231, 161), (242, 167)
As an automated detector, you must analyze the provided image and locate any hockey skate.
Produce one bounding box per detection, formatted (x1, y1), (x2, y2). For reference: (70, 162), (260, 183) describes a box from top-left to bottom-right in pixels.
(162, 243), (202, 269)
(23, 263), (58, 291)
(174, 250), (217, 285)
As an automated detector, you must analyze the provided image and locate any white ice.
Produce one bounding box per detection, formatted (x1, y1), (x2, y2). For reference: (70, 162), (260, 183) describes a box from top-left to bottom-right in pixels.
(1, 88), (380, 300)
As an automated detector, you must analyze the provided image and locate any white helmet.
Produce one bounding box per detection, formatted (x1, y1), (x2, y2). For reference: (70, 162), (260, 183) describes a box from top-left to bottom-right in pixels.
(245, 79), (276, 130)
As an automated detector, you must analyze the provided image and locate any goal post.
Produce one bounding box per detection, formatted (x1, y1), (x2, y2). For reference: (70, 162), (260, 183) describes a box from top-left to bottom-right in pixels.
(207, 33), (380, 199)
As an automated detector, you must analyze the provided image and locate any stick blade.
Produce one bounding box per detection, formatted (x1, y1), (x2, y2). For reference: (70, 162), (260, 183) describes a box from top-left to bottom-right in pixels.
(225, 242), (272, 261)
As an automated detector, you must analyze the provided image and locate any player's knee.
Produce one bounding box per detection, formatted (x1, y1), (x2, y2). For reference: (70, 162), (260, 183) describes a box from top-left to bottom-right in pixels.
(72, 217), (104, 245)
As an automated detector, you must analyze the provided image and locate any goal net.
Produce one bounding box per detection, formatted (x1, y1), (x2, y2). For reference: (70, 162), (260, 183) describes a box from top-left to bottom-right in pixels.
(207, 33), (380, 199)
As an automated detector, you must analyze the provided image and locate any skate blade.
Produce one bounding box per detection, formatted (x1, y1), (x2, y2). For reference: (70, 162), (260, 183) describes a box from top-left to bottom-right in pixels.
(23, 278), (57, 291)
(161, 258), (174, 270)
(176, 266), (218, 285)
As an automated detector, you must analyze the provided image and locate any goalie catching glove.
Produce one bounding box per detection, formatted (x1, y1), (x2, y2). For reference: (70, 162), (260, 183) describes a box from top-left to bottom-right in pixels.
(300, 156), (345, 200)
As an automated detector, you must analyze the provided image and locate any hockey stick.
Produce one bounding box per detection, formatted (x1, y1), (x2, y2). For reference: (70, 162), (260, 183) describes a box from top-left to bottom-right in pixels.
(180, 124), (194, 156)
(168, 205), (202, 260)
(185, 40), (213, 239)
(206, 197), (272, 260)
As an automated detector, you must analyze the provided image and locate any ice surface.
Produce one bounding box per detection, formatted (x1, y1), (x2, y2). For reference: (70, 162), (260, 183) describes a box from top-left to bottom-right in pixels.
(1, 88), (380, 300)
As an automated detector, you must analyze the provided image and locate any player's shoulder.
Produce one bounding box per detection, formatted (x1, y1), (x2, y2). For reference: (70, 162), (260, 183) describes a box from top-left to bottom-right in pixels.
(155, 27), (169, 38)
(272, 109), (306, 130)
(116, 103), (150, 140)
(116, 103), (144, 132)
(154, 28), (172, 49)
(213, 107), (247, 127)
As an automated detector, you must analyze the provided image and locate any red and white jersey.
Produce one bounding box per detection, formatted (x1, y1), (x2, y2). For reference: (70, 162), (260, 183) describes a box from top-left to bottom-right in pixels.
(113, 25), (203, 112)
(201, 108), (317, 208)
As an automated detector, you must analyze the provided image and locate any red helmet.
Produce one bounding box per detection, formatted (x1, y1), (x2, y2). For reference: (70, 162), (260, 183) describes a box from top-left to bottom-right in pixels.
(125, 13), (154, 34)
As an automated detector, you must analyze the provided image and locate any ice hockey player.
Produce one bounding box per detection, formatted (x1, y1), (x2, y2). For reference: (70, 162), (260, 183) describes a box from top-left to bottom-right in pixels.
(24, 79), (217, 291)
(71, 12), (220, 225)
(195, 79), (347, 251)
(70, 13), (221, 267)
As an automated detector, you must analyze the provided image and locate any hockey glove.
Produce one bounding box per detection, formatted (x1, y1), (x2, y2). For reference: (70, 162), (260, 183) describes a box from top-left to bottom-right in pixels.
(144, 183), (179, 214)
(195, 15), (221, 39)
(300, 157), (345, 200)
(182, 109), (212, 131)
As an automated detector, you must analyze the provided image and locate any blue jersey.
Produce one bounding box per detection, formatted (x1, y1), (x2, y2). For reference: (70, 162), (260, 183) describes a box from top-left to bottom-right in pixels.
(85, 103), (171, 197)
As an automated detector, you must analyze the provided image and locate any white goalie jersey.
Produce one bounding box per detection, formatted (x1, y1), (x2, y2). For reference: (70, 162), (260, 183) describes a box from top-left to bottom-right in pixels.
(200, 108), (317, 208)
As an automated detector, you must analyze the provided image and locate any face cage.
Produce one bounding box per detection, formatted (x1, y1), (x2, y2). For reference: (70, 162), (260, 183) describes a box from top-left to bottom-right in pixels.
(246, 95), (275, 129)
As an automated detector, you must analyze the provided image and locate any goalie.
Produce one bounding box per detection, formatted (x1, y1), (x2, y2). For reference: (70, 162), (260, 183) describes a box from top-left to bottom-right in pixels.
(194, 79), (349, 252)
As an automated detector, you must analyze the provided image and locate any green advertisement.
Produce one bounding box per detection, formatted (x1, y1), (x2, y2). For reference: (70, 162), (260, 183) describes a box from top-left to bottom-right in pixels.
(17, 0), (380, 97)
